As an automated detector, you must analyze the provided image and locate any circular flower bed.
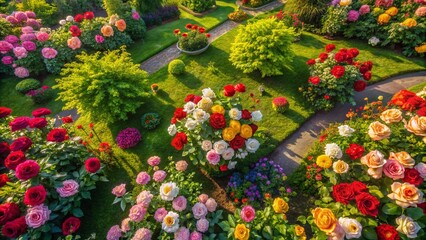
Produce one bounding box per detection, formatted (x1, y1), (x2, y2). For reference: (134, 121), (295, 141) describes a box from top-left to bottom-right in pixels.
(141, 113), (161, 130)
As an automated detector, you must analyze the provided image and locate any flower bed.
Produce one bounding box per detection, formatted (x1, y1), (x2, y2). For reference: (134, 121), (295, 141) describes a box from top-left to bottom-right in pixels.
(0, 107), (107, 239)
(174, 23), (211, 52)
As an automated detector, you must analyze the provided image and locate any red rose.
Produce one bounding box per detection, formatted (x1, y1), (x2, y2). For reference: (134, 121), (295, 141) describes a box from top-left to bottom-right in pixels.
(47, 128), (69, 142)
(85, 157), (101, 173)
(309, 76), (320, 85)
(184, 94), (195, 102)
(230, 135), (245, 150)
(0, 106), (12, 118)
(223, 85), (236, 97)
(346, 58), (354, 65)
(249, 124), (258, 134)
(84, 11), (94, 20)
(355, 192), (380, 217)
(0, 141), (10, 159)
(235, 83), (246, 93)
(29, 117), (47, 129)
(5, 151), (26, 170)
(403, 168), (423, 186)
(376, 224), (400, 240)
(0, 174), (10, 187)
(69, 25), (81, 37)
(2, 216), (27, 238)
(241, 109), (252, 120)
(61, 116), (73, 124)
(324, 95), (330, 100)
(306, 59), (316, 65)
(345, 143), (365, 160)
(364, 61), (373, 71)
(0, 202), (21, 225)
(32, 108), (51, 117)
(417, 107), (426, 116)
(351, 181), (368, 194)
(15, 160), (40, 180)
(210, 113), (226, 129)
(171, 132), (187, 150)
(349, 48), (359, 58)
(9, 116), (30, 131)
(74, 14), (84, 22)
(325, 44), (335, 52)
(332, 183), (354, 204)
(334, 52), (346, 63)
(359, 65), (369, 74)
(193, 95), (202, 104)
(62, 216), (81, 235)
(23, 185), (46, 206)
(363, 71), (372, 81)
(10, 136), (32, 152)
(353, 80), (366, 92)
(331, 66), (345, 78)
(403, 96), (424, 111)
(319, 53), (328, 62)
(173, 108), (187, 121)
(220, 164), (228, 171)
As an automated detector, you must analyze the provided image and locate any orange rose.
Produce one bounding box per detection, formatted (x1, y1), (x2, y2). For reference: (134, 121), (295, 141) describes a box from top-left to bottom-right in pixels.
(380, 109), (402, 124)
(385, 7), (398, 17)
(387, 182), (424, 208)
(115, 19), (126, 32)
(378, 13), (391, 25)
(67, 37), (81, 50)
(368, 121), (391, 140)
(405, 116), (426, 136)
(101, 25), (114, 37)
(312, 207), (337, 234)
(389, 151), (415, 168)
(415, 44), (426, 54)
(401, 18), (417, 28)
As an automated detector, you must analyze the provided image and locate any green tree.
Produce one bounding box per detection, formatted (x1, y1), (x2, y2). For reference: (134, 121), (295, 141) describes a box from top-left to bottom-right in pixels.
(55, 47), (149, 123)
(229, 18), (295, 77)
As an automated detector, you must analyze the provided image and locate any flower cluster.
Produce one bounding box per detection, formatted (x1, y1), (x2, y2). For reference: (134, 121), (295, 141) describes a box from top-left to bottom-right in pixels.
(168, 84), (263, 172)
(0, 107), (106, 239)
(0, 11), (41, 28)
(115, 128), (142, 149)
(174, 23), (211, 52)
(389, 89), (426, 116)
(272, 96), (290, 113)
(274, 10), (304, 35)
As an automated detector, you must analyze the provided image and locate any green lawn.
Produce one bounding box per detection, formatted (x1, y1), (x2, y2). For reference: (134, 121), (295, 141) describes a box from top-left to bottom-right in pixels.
(409, 81), (426, 93)
(128, 0), (237, 63)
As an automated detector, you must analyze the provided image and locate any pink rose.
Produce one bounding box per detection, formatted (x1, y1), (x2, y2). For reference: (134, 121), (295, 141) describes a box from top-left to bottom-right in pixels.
(25, 204), (51, 228)
(190, 231), (203, 240)
(5, 35), (19, 44)
(206, 150), (220, 165)
(154, 207), (168, 222)
(147, 156), (161, 166)
(414, 163), (426, 179)
(133, 228), (152, 240)
(14, 67), (29, 78)
(22, 41), (36, 51)
(136, 171), (150, 185)
(172, 196), (187, 212)
(56, 179), (79, 197)
(132, 11), (140, 20)
(6, 16), (18, 24)
(192, 202), (208, 219)
(175, 160), (188, 171)
(67, 37), (81, 50)
(26, 19), (40, 28)
(25, 11), (36, 19)
(106, 225), (122, 240)
(20, 33), (36, 41)
(36, 32), (49, 42)
(112, 183), (126, 197)
(121, 218), (131, 233)
(383, 160), (405, 180)
(196, 218), (209, 233)
(198, 194), (209, 203)
(21, 26), (33, 34)
(128, 204), (146, 222)
(153, 170), (167, 182)
(2, 56), (14, 65)
(136, 190), (153, 208)
(95, 34), (104, 44)
(41, 47), (57, 59)
(241, 205), (255, 222)
(175, 227), (190, 240)
(13, 47), (28, 59)
(359, 5), (370, 15)
(205, 198), (217, 212)
(15, 12), (27, 22)
(0, 40), (13, 53)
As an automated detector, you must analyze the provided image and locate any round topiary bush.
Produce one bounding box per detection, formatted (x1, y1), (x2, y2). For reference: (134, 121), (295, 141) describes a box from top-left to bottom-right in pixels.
(272, 96), (290, 113)
(115, 128), (142, 149)
(141, 112), (161, 130)
(168, 59), (185, 75)
(15, 78), (41, 94)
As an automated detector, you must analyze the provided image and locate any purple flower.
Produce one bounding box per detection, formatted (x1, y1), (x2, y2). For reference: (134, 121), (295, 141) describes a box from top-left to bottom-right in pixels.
(2, 56), (14, 65)
(115, 128), (141, 149)
(359, 5), (370, 15)
(190, 231), (203, 240)
(6, 16), (18, 24)
(347, 10), (360, 22)
(329, 0), (340, 6)
(106, 225), (122, 240)
(25, 11), (36, 19)
(95, 34), (104, 43)
(196, 218), (209, 232)
(26, 19), (41, 29)
(172, 196), (187, 212)
(22, 41), (36, 51)
(5, 35), (19, 44)
(154, 207), (168, 222)
(20, 33), (36, 42)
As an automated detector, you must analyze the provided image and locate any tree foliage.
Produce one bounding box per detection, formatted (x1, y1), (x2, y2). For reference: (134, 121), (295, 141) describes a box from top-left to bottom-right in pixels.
(55, 47), (149, 123)
(103, 0), (128, 16)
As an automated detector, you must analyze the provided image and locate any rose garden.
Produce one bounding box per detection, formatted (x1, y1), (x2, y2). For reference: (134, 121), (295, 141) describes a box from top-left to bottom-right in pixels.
(0, 0), (425, 239)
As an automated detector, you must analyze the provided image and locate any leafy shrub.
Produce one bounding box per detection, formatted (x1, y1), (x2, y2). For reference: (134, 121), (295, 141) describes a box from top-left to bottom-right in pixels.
(175, 23), (210, 51)
(53, 0), (100, 16)
(102, 0), (129, 16)
(284, 0), (329, 27)
(15, 78), (41, 94)
(229, 17), (295, 77)
(141, 112), (161, 130)
(115, 127), (141, 149)
(181, 0), (216, 13)
(27, 85), (54, 104)
(122, 10), (146, 40)
(168, 59), (185, 75)
(275, 10), (304, 37)
(0, 18), (13, 39)
(321, 6), (349, 36)
(17, 0), (58, 26)
(228, 9), (248, 22)
(243, 0), (274, 8)
(54, 47), (149, 123)
(132, 0), (163, 13)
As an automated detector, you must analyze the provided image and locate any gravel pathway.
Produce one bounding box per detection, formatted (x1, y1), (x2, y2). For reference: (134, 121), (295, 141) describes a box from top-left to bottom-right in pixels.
(270, 71), (426, 175)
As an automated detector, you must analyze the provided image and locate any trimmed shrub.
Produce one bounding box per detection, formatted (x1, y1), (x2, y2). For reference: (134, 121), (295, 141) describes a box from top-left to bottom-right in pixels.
(132, 0), (163, 13)
(15, 78), (41, 94)
(141, 112), (161, 130)
(229, 18), (295, 77)
(27, 85), (54, 104)
(122, 10), (147, 40)
(115, 128), (141, 149)
(284, 0), (329, 27)
(142, 5), (180, 28)
(272, 96), (290, 113)
(181, 0), (216, 13)
(168, 59), (185, 75)
(228, 9), (248, 22)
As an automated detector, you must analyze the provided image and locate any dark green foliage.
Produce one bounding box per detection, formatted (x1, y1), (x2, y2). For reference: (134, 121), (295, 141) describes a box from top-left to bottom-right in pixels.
(53, 0), (102, 16)
(29, 86), (55, 104)
(0, 0), (15, 14)
(141, 112), (161, 130)
(122, 11), (147, 41)
(284, 0), (329, 27)
(180, 0), (216, 13)
(132, 0), (163, 13)
(0, 18), (13, 39)
(103, 0), (129, 16)
(168, 59), (185, 75)
(18, 0), (58, 26)
(15, 78), (41, 94)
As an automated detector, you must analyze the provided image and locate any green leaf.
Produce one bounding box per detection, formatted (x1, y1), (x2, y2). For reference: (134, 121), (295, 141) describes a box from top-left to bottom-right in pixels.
(297, 215), (307, 224)
(218, 221), (230, 232)
(369, 189), (384, 199)
(362, 227), (378, 240)
(382, 203), (402, 215)
(406, 207), (423, 220)
(228, 215), (236, 228)
(72, 208), (84, 217)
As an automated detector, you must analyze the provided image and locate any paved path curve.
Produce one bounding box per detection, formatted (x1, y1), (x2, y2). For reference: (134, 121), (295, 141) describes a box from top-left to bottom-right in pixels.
(270, 71), (426, 175)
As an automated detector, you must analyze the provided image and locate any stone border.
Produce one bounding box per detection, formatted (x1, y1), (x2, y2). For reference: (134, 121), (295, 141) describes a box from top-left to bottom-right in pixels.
(178, 4), (218, 17)
(176, 42), (210, 55)
(236, 0), (282, 11)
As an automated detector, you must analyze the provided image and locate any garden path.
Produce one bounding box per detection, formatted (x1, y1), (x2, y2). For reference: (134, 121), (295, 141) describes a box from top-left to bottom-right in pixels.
(270, 71), (426, 175)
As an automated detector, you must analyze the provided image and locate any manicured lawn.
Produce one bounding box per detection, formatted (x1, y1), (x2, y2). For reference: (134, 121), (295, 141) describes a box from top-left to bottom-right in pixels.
(410, 81), (426, 92)
(128, 0), (237, 63)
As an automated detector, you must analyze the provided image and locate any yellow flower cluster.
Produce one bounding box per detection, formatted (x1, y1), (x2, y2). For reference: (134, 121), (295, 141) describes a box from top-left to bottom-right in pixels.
(385, 7), (398, 16)
(378, 13), (391, 25)
(222, 120), (253, 141)
(272, 197), (289, 214)
(312, 207), (337, 234)
(401, 18), (417, 28)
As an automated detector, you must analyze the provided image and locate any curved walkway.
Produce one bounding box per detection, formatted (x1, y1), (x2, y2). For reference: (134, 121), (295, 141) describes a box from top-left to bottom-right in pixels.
(270, 71), (426, 175)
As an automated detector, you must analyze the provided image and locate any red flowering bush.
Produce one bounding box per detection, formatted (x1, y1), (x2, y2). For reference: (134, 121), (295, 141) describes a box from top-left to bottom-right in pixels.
(272, 96), (290, 113)
(301, 44), (372, 110)
(174, 23), (210, 52)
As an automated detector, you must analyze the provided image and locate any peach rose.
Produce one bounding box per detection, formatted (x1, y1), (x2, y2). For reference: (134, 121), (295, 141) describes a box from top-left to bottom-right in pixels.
(101, 25), (114, 37)
(405, 116), (426, 136)
(115, 19), (126, 32)
(361, 150), (386, 179)
(312, 208), (337, 234)
(333, 160), (349, 174)
(368, 121), (391, 140)
(67, 37), (81, 50)
(387, 182), (424, 208)
(380, 109), (402, 124)
(175, 160), (188, 172)
(389, 151), (415, 168)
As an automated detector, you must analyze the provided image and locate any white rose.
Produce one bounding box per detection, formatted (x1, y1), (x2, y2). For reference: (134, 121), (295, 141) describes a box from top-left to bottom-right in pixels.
(325, 143), (343, 159)
(66, 16), (74, 22)
(228, 108), (242, 120)
(251, 110), (262, 122)
(193, 109), (209, 123)
(338, 218), (362, 239)
(59, 20), (66, 25)
(184, 101), (196, 114)
(168, 124), (176, 136)
(185, 118), (197, 130)
(228, 161), (237, 170)
(202, 88), (216, 99)
(221, 148), (235, 160)
(213, 140), (228, 154)
(245, 138), (260, 153)
(338, 125), (355, 137)
(414, 163), (426, 179)
(396, 215), (421, 238)
(201, 140), (212, 151)
(159, 182), (179, 201)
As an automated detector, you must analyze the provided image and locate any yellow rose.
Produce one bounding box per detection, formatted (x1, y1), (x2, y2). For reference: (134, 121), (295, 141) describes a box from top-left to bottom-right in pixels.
(385, 7), (398, 17)
(294, 225), (305, 237)
(101, 25), (114, 37)
(415, 44), (426, 53)
(378, 13), (391, 24)
(387, 182), (424, 208)
(222, 127), (237, 141)
(272, 197), (289, 214)
(339, 0), (352, 6)
(389, 151), (415, 168)
(312, 207), (337, 234)
(401, 18), (417, 28)
(405, 116), (426, 136)
(240, 124), (253, 139)
(316, 155), (332, 169)
(333, 160), (349, 174)
(197, 97), (213, 112)
(368, 121), (391, 140)
(234, 224), (250, 240)
(115, 19), (126, 32)
(211, 105), (225, 115)
(380, 109), (402, 124)
(229, 120), (241, 134)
